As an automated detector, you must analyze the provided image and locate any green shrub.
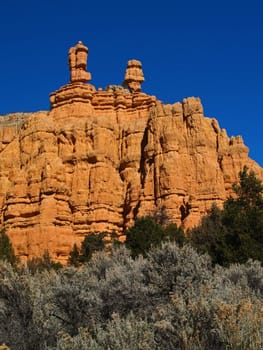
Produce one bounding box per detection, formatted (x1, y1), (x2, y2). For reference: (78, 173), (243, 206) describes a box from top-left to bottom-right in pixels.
(0, 229), (18, 266)
(68, 232), (106, 266)
(68, 244), (80, 267)
(125, 216), (184, 257)
(125, 216), (165, 257)
(27, 250), (62, 274)
(55, 313), (156, 350)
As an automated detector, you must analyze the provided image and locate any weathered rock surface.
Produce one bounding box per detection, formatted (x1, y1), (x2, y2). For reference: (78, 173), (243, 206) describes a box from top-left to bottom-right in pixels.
(124, 59), (144, 93)
(0, 42), (262, 263)
(68, 41), (92, 83)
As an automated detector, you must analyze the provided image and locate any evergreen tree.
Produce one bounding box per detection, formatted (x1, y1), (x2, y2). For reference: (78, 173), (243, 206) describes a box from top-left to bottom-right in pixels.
(27, 250), (62, 274)
(189, 166), (263, 266)
(68, 243), (80, 267)
(125, 216), (185, 258)
(222, 167), (263, 263)
(189, 204), (231, 265)
(164, 223), (185, 247)
(68, 233), (106, 266)
(0, 229), (17, 266)
(125, 216), (166, 257)
(79, 232), (105, 263)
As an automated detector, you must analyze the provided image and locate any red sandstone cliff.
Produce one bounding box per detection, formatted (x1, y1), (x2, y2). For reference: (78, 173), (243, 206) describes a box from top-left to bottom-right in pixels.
(0, 42), (262, 263)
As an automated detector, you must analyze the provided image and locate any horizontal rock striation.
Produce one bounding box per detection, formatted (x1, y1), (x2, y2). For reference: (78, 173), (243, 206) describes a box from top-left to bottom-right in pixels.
(0, 42), (262, 263)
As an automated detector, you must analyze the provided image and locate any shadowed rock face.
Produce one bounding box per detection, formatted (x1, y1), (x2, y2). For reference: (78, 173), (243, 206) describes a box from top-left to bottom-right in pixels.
(0, 42), (262, 263)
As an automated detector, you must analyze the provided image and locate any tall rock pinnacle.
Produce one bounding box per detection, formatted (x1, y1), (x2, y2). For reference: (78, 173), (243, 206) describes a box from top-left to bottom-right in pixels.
(68, 41), (92, 83)
(124, 59), (145, 92)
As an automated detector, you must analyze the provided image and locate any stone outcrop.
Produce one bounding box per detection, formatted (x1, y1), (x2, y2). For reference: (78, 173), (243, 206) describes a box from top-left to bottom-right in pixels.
(123, 60), (144, 92)
(68, 41), (92, 83)
(0, 41), (262, 263)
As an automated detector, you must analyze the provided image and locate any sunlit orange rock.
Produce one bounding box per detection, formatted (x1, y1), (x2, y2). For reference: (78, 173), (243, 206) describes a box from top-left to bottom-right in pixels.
(0, 42), (262, 263)
(124, 59), (144, 92)
(68, 41), (91, 83)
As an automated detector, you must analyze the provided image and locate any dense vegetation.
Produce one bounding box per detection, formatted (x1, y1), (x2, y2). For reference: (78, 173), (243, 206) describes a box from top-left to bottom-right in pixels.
(0, 244), (263, 349)
(189, 166), (263, 266)
(0, 230), (17, 267)
(0, 166), (262, 349)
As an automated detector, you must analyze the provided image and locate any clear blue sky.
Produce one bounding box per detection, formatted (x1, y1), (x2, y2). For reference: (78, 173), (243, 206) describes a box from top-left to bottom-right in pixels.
(0, 0), (262, 166)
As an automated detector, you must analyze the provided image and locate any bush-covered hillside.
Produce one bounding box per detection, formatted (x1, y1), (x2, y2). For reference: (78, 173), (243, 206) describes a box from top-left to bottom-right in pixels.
(0, 243), (263, 349)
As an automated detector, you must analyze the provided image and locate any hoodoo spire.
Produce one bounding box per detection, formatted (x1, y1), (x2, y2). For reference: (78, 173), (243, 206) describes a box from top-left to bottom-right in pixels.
(68, 41), (92, 83)
(124, 59), (144, 93)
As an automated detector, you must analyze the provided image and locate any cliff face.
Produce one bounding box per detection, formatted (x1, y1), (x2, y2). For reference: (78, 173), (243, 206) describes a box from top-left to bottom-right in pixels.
(0, 42), (262, 263)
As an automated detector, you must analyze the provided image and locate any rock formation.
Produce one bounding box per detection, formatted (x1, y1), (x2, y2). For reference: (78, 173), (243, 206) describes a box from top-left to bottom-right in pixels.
(123, 59), (144, 92)
(0, 41), (262, 263)
(68, 41), (92, 83)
